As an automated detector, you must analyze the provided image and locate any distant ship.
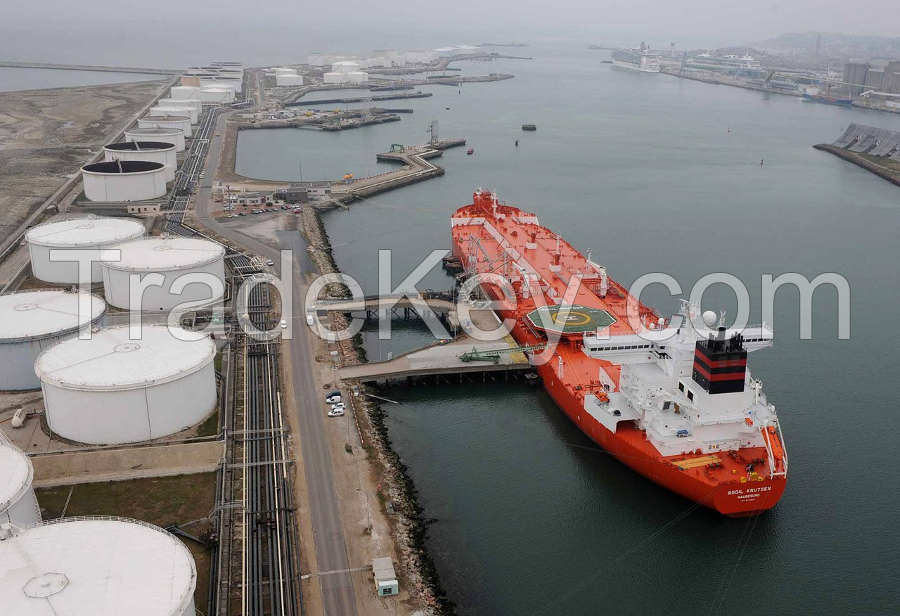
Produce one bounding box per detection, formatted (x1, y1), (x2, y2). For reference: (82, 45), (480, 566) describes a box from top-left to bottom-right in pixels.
(452, 189), (788, 516)
(685, 53), (761, 72)
(611, 43), (661, 73)
(802, 85), (852, 107)
(480, 42), (529, 48)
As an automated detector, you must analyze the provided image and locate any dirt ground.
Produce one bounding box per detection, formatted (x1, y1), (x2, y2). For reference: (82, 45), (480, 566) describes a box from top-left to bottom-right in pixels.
(36, 472), (217, 610)
(0, 79), (169, 246)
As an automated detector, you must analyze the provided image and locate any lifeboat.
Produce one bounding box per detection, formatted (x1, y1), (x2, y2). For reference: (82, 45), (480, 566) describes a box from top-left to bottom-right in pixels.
(467, 148), (475, 155)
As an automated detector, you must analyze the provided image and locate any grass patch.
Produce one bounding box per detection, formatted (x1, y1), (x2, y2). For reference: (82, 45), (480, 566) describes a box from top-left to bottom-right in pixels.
(36, 473), (217, 609)
(858, 152), (900, 173)
(195, 410), (221, 438)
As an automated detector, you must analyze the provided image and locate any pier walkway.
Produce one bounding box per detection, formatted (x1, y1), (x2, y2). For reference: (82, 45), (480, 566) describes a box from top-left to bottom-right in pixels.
(339, 335), (532, 383)
(0, 61), (176, 75)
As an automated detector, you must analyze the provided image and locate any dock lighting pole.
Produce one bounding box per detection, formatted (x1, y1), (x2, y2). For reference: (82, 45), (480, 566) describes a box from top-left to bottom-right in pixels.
(298, 162), (303, 183)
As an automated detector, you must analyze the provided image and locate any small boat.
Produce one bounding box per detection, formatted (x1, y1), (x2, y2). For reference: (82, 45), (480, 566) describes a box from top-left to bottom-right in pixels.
(522, 124), (537, 131)
(466, 148), (475, 155)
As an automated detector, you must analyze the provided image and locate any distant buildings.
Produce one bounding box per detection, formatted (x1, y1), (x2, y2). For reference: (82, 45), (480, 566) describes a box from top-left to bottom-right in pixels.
(843, 60), (900, 95)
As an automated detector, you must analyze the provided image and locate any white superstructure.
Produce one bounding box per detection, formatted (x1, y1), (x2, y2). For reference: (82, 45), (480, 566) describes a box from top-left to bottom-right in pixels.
(26, 215), (146, 283)
(35, 325), (217, 444)
(0, 290), (106, 390)
(138, 114), (193, 137)
(611, 44), (661, 73)
(125, 126), (186, 152)
(100, 236), (226, 311)
(0, 517), (196, 616)
(82, 160), (168, 202)
(103, 141), (178, 182)
(0, 435), (40, 526)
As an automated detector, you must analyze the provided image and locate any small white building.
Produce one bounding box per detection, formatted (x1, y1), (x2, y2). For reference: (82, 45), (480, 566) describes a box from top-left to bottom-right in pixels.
(372, 557), (399, 597)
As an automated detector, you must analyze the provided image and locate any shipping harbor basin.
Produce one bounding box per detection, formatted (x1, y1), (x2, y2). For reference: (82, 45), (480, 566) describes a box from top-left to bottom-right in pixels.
(451, 190), (787, 516)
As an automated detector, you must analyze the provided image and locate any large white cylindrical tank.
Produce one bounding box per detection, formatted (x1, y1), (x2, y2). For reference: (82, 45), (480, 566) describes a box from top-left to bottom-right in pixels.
(100, 237), (226, 312)
(159, 97), (202, 113)
(124, 126), (185, 152)
(81, 160), (168, 202)
(26, 216), (146, 284)
(0, 517), (196, 616)
(170, 84), (201, 99)
(0, 436), (40, 526)
(103, 141), (177, 182)
(138, 114), (193, 138)
(347, 71), (369, 84)
(149, 104), (198, 124)
(323, 72), (346, 84)
(0, 290), (106, 390)
(36, 325), (217, 444)
(199, 87), (235, 103)
(332, 61), (360, 74)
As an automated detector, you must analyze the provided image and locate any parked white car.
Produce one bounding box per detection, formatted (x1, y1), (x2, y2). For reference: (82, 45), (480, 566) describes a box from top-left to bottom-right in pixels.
(327, 407), (344, 417)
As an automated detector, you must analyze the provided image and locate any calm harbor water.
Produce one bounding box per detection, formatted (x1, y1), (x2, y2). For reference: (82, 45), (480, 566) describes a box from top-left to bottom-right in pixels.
(238, 46), (900, 614)
(0, 67), (166, 92)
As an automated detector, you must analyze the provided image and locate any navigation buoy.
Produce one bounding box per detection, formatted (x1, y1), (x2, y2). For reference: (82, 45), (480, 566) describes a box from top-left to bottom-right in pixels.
(760, 158), (764, 166)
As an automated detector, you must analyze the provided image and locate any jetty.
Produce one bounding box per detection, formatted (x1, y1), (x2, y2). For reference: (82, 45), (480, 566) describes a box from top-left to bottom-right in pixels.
(286, 92), (432, 107)
(814, 123), (900, 188)
(0, 60), (176, 75)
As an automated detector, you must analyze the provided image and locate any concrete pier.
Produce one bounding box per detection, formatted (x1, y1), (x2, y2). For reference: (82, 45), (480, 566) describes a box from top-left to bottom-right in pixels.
(0, 60), (176, 75)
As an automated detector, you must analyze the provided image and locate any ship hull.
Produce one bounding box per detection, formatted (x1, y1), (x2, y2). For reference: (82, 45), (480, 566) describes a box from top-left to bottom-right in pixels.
(611, 59), (660, 73)
(452, 235), (785, 517)
(802, 93), (852, 107)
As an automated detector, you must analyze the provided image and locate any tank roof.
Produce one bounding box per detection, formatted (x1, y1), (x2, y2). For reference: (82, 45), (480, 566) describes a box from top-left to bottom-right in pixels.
(104, 141), (175, 152)
(25, 216), (145, 248)
(35, 325), (216, 390)
(0, 438), (32, 513)
(0, 517), (196, 615)
(0, 290), (105, 343)
(82, 160), (164, 174)
(125, 126), (184, 135)
(140, 114), (191, 122)
(101, 236), (225, 271)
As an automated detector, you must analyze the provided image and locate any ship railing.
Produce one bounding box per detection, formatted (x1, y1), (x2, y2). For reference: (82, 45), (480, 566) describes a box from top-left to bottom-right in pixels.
(760, 419), (788, 478)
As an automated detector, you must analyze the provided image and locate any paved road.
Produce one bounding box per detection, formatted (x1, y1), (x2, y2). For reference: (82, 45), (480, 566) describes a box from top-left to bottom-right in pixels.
(195, 111), (358, 616)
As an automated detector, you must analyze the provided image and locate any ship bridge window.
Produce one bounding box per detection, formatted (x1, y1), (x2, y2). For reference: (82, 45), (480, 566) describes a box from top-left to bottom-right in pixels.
(662, 401), (671, 410)
(687, 390), (694, 402)
(678, 381), (685, 393)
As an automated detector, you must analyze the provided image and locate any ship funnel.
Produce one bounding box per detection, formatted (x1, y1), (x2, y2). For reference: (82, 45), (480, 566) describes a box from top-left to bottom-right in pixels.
(692, 327), (747, 394)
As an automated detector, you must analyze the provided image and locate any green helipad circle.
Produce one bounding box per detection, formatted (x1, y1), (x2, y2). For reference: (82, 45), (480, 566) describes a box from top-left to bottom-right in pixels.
(526, 305), (617, 335)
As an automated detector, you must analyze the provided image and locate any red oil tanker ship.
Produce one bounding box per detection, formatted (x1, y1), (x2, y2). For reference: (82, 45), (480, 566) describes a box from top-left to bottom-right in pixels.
(451, 189), (787, 516)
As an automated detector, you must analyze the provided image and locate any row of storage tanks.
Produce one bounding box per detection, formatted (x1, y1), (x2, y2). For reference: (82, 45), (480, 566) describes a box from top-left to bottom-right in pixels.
(0, 69), (242, 612)
(1, 430), (197, 614)
(273, 67), (304, 86)
(0, 225), (222, 613)
(80, 78), (239, 201)
(323, 60), (370, 85)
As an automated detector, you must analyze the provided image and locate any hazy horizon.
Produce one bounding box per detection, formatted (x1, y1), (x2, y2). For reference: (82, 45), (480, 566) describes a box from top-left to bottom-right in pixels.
(2, 1), (899, 68)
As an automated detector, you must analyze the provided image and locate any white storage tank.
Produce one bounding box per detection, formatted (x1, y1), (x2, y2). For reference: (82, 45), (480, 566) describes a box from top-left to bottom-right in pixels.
(124, 126), (185, 152)
(103, 141), (177, 182)
(0, 435), (40, 526)
(0, 290), (106, 391)
(199, 87), (235, 104)
(332, 61), (360, 74)
(323, 72), (346, 84)
(347, 71), (369, 84)
(81, 160), (168, 202)
(170, 84), (201, 99)
(100, 236), (225, 312)
(149, 104), (198, 124)
(0, 517), (197, 616)
(35, 325), (217, 444)
(138, 114), (193, 138)
(26, 216), (146, 284)
(159, 97), (202, 113)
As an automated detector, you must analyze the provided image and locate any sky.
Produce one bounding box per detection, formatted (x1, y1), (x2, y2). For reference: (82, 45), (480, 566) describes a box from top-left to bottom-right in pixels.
(1, 0), (898, 67)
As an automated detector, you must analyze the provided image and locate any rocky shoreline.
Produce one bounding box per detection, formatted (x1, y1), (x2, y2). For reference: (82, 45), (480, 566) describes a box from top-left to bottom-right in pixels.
(299, 205), (455, 615)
